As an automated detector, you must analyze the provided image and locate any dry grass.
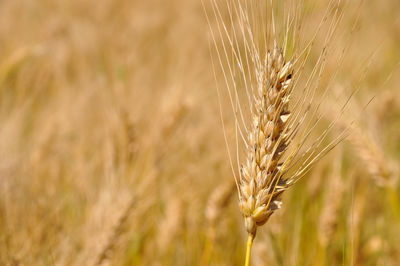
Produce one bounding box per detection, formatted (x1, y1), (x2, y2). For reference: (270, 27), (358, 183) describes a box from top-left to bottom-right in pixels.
(0, 0), (400, 265)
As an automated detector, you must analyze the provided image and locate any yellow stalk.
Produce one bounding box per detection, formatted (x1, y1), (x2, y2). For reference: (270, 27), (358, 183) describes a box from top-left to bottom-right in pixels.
(245, 233), (255, 266)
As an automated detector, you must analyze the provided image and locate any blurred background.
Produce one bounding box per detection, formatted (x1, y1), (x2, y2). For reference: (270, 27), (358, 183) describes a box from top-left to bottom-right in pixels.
(0, 0), (399, 265)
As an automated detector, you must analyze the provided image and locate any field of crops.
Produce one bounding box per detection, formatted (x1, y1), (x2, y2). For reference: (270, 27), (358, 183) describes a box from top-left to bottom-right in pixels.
(0, 0), (399, 265)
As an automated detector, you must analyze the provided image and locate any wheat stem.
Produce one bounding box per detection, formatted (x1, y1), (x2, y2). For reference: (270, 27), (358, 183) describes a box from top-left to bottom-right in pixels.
(245, 232), (255, 266)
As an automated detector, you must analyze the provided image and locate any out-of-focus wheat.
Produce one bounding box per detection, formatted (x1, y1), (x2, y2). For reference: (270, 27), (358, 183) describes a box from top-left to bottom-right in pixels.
(318, 150), (344, 256)
(202, 178), (236, 265)
(348, 127), (397, 187)
(206, 179), (236, 231)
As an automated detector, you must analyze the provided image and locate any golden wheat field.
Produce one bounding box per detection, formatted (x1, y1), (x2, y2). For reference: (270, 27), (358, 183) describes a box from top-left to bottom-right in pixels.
(1, 0), (400, 265)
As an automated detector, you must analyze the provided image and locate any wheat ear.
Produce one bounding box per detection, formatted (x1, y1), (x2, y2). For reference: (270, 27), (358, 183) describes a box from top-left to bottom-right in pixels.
(202, 179), (236, 265)
(239, 47), (294, 264)
(239, 46), (293, 236)
(204, 1), (349, 264)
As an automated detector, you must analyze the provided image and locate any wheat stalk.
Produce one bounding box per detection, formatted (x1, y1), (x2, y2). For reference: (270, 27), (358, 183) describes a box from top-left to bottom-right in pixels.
(241, 45), (302, 266)
(204, 0), (350, 265)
